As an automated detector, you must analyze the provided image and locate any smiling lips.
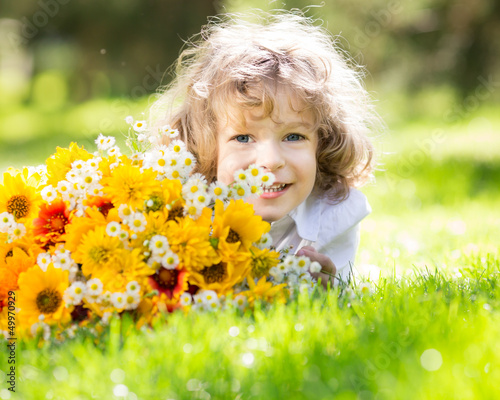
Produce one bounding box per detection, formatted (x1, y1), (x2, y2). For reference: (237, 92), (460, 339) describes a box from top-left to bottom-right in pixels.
(260, 183), (290, 199)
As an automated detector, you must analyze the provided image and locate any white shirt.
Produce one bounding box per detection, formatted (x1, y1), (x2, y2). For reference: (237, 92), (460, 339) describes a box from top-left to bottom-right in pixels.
(269, 188), (371, 284)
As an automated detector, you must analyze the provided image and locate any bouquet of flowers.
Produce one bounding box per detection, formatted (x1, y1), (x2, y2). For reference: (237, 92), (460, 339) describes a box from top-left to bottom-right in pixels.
(0, 118), (321, 342)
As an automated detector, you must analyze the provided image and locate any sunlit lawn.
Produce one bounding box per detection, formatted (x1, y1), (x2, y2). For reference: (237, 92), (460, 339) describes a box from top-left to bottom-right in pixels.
(0, 98), (499, 399)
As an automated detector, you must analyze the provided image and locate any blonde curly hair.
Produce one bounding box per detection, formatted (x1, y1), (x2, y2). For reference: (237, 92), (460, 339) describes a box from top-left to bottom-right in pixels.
(151, 10), (379, 202)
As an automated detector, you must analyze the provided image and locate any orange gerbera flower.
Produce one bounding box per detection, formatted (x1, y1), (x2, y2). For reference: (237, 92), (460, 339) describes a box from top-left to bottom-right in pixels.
(33, 200), (72, 249)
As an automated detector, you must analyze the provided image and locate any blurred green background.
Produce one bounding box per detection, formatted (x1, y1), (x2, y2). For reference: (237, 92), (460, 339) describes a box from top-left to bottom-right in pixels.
(0, 0), (499, 272)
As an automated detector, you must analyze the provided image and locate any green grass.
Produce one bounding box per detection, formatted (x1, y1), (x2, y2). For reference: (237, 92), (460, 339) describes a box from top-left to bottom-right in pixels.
(1, 99), (499, 399)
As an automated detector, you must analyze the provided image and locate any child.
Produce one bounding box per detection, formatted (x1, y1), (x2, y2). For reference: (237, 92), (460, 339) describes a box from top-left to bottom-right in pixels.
(151, 11), (378, 286)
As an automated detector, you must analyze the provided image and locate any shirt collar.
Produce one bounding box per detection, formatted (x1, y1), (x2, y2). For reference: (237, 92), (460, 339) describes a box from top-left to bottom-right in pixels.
(288, 193), (321, 242)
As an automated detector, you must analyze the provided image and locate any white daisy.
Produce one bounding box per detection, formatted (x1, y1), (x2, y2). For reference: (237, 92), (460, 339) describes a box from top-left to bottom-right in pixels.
(106, 221), (122, 237)
(179, 292), (192, 307)
(111, 292), (126, 309)
(233, 294), (248, 310)
(37, 252), (52, 271)
(149, 234), (169, 256)
(41, 185), (57, 203)
(87, 278), (104, 296)
(161, 250), (179, 270)
(160, 124), (179, 139)
(133, 120), (147, 132)
(95, 134), (116, 151)
(9, 223), (25, 240)
(126, 281), (141, 294)
(123, 292), (141, 310)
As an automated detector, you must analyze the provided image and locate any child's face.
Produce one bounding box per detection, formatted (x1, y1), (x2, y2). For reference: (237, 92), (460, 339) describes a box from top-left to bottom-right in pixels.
(217, 93), (318, 222)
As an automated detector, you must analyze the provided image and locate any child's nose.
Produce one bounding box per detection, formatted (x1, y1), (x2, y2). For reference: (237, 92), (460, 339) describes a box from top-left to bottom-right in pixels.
(256, 141), (285, 172)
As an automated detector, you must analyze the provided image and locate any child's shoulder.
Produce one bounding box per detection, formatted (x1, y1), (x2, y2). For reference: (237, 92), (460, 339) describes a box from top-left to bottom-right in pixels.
(291, 188), (371, 242)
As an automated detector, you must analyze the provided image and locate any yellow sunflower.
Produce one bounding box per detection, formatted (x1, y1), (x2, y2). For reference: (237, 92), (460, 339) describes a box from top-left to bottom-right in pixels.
(165, 216), (220, 271)
(189, 252), (252, 294)
(145, 178), (183, 213)
(212, 199), (270, 251)
(0, 235), (41, 265)
(64, 207), (120, 253)
(17, 264), (72, 327)
(0, 169), (42, 222)
(239, 276), (288, 307)
(45, 143), (93, 186)
(94, 248), (154, 293)
(249, 246), (280, 279)
(0, 247), (35, 301)
(102, 163), (161, 209)
(75, 226), (123, 277)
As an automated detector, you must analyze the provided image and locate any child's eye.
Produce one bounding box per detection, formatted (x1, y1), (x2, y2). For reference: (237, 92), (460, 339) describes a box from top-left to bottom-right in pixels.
(285, 133), (304, 142)
(233, 135), (251, 143)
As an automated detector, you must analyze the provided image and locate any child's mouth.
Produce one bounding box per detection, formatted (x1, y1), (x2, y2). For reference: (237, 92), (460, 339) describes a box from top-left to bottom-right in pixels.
(260, 183), (289, 199)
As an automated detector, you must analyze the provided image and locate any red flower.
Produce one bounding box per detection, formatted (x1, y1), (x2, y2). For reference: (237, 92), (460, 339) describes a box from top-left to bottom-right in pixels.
(84, 196), (114, 217)
(33, 200), (72, 249)
(148, 267), (188, 300)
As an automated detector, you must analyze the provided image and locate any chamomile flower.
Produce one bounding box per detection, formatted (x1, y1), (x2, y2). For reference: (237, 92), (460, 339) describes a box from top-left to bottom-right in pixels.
(276, 262), (290, 274)
(233, 294), (248, 310)
(95, 134), (116, 151)
(123, 291), (141, 310)
(133, 120), (147, 132)
(179, 292), (192, 307)
(208, 182), (229, 201)
(126, 281), (141, 294)
(180, 153), (196, 171)
(118, 204), (134, 220)
(161, 250), (179, 270)
(149, 234), (170, 256)
(73, 281), (87, 296)
(56, 180), (73, 200)
(294, 256), (311, 274)
(52, 249), (75, 270)
(41, 185), (57, 203)
(37, 252), (52, 271)
(126, 212), (147, 233)
(169, 139), (186, 153)
(0, 212), (14, 229)
(254, 233), (272, 250)
(111, 292), (126, 309)
(259, 172), (275, 187)
(184, 201), (204, 220)
(87, 278), (104, 296)
(107, 146), (122, 158)
(232, 183), (252, 200)
(182, 175), (207, 201)
(234, 169), (250, 185)
(161, 124), (179, 139)
(118, 230), (129, 241)
(106, 221), (122, 237)
(9, 222), (26, 240)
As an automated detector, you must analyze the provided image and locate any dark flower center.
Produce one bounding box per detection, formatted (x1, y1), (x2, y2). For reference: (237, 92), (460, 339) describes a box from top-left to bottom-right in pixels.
(36, 288), (62, 314)
(7, 195), (30, 219)
(226, 229), (241, 244)
(155, 268), (178, 289)
(201, 262), (226, 284)
(167, 205), (184, 221)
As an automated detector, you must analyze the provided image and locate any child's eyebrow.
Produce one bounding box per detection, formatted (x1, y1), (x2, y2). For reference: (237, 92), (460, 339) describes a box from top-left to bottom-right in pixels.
(276, 121), (313, 130)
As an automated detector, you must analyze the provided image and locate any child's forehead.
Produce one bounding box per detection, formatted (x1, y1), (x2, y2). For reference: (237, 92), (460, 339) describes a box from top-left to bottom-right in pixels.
(217, 90), (316, 130)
